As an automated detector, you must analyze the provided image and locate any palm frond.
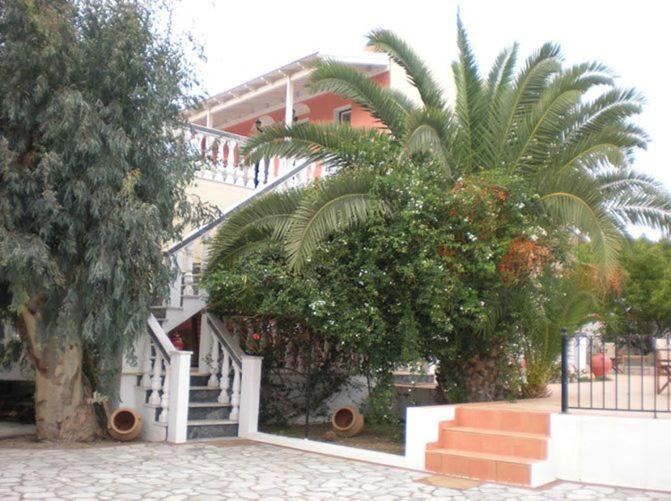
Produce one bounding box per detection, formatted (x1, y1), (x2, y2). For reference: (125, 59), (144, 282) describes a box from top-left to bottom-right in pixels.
(241, 122), (389, 168)
(540, 182), (621, 271)
(367, 28), (445, 110)
(285, 172), (389, 271)
(482, 44), (518, 167)
(508, 62), (614, 172)
(598, 170), (671, 233)
(495, 42), (562, 163)
(310, 60), (414, 137)
(206, 189), (304, 271)
(452, 15), (489, 171)
(402, 107), (455, 175)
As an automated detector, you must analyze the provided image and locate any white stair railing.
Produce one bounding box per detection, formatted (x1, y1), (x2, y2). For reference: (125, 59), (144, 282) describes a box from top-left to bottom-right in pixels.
(139, 315), (191, 443)
(204, 313), (262, 434)
(205, 314), (243, 422)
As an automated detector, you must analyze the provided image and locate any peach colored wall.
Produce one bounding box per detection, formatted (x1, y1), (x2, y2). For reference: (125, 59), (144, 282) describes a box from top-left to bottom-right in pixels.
(224, 71), (389, 136)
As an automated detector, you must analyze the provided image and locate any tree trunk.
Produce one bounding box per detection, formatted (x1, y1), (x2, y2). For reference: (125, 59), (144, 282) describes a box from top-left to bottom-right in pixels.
(20, 305), (101, 441)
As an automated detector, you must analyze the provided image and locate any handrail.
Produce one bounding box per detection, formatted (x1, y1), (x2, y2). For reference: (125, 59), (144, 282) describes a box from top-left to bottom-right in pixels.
(188, 123), (248, 142)
(165, 159), (313, 257)
(147, 314), (177, 359)
(206, 312), (244, 367)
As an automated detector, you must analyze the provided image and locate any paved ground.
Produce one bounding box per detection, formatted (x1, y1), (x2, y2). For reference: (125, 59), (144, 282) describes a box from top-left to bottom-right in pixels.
(0, 441), (668, 500)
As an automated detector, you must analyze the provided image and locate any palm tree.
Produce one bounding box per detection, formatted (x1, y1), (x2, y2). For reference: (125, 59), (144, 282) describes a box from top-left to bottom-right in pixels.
(208, 17), (671, 274)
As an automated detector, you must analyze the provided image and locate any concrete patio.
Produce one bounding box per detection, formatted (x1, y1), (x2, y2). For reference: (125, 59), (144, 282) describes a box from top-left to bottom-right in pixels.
(0, 440), (669, 500)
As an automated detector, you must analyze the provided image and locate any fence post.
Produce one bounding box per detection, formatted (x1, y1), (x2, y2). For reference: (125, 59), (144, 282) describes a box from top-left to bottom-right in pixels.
(561, 328), (568, 413)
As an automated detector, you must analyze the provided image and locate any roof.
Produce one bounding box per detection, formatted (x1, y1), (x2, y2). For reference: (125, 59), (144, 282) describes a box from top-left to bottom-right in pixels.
(189, 52), (389, 128)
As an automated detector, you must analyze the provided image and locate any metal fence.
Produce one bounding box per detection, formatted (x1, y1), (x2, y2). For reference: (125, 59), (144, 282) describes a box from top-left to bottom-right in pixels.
(560, 329), (671, 416)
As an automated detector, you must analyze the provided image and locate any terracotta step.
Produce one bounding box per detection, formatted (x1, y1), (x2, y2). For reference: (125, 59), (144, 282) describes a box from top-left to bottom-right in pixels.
(438, 425), (548, 459)
(455, 406), (550, 435)
(426, 448), (536, 485)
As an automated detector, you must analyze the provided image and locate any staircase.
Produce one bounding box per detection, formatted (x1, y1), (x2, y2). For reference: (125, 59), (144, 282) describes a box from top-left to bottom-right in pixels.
(185, 370), (237, 440)
(425, 406), (554, 487)
(129, 130), (327, 443)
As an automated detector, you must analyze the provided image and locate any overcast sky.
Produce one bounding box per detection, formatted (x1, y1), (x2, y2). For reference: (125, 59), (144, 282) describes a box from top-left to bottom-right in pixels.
(173, 0), (670, 221)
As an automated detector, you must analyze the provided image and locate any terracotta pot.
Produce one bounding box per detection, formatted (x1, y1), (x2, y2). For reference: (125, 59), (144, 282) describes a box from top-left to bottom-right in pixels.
(108, 408), (142, 441)
(331, 406), (364, 437)
(590, 354), (613, 377)
(170, 332), (184, 350)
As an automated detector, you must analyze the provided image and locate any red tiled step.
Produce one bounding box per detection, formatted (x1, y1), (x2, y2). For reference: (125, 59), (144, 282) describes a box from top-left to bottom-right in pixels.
(439, 425), (548, 459)
(425, 448), (535, 485)
(455, 406), (550, 435)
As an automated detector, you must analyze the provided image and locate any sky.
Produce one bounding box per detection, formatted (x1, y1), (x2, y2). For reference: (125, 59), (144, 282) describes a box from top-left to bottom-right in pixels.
(173, 0), (671, 231)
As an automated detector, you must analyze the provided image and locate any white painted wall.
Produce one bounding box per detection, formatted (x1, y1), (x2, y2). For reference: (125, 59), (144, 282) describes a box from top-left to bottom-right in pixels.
(550, 413), (671, 491)
(405, 404), (456, 470)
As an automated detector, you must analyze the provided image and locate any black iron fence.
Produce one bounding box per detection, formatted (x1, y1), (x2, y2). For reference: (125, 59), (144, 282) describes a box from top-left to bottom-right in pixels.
(560, 329), (671, 416)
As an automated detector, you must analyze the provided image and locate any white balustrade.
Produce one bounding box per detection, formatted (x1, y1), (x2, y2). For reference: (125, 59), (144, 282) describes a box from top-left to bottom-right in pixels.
(218, 351), (231, 404)
(181, 245), (194, 297)
(159, 369), (170, 424)
(208, 337), (220, 387)
(188, 124), (328, 191)
(230, 365), (241, 421)
(205, 330), (242, 422)
(148, 345), (164, 406)
(139, 322), (193, 443)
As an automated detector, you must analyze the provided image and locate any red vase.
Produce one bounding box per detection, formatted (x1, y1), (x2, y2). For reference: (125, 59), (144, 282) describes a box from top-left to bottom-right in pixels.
(591, 354), (612, 377)
(170, 333), (185, 351)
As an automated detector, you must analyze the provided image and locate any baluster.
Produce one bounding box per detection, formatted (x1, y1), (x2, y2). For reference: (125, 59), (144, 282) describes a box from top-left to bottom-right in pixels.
(218, 351), (231, 404)
(263, 158), (270, 185)
(242, 166), (250, 187)
(182, 246), (194, 296)
(141, 343), (152, 387)
(230, 365), (241, 421)
(233, 143), (240, 168)
(208, 338), (220, 387)
(149, 348), (162, 405)
(159, 365), (170, 424)
(273, 156), (280, 178)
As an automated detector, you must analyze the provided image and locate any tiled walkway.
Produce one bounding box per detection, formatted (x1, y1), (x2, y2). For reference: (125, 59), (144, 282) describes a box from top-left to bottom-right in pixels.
(0, 441), (668, 500)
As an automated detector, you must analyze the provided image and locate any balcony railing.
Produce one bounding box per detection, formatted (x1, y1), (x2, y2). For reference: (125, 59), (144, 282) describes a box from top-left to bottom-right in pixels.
(189, 123), (325, 190)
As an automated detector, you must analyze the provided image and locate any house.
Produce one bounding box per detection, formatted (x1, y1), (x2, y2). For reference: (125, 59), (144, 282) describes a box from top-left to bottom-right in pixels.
(1, 51), (403, 443)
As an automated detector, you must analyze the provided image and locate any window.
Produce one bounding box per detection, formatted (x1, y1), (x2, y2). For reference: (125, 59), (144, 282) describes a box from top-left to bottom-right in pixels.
(335, 106), (352, 125)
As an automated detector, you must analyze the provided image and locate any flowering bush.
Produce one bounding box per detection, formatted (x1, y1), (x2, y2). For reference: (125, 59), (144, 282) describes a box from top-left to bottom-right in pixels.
(206, 160), (570, 405)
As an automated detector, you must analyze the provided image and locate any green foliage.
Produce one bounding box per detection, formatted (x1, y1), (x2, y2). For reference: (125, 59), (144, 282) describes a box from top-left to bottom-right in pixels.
(240, 19), (671, 273)
(207, 19), (671, 402)
(601, 238), (671, 337)
(0, 0), (207, 391)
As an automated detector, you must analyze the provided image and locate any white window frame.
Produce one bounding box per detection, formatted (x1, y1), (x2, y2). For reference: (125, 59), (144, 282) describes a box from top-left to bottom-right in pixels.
(333, 105), (352, 124)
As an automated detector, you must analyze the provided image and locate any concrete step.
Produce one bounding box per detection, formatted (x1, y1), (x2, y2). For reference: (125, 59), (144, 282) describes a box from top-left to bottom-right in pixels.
(455, 407), (550, 435)
(438, 425), (548, 459)
(189, 373), (211, 387)
(187, 419), (238, 440)
(189, 386), (222, 403)
(425, 406), (554, 487)
(425, 448), (538, 486)
(188, 402), (232, 421)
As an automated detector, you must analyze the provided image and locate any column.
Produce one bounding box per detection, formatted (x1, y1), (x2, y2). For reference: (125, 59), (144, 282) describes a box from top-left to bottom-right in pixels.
(237, 356), (263, 437)
(284, 77), (294, 127)
(167, 350), (192, 443)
